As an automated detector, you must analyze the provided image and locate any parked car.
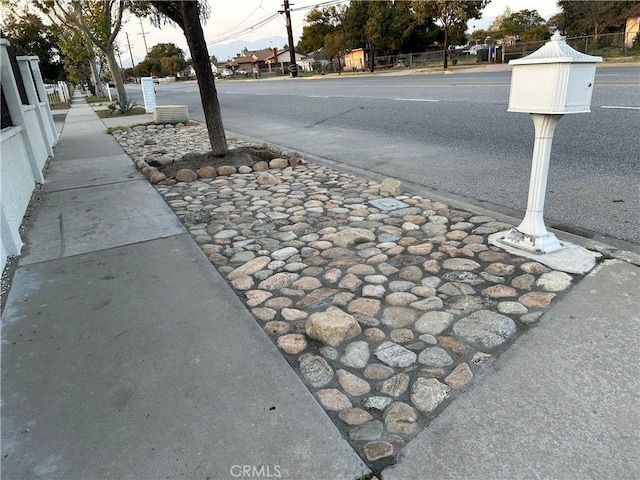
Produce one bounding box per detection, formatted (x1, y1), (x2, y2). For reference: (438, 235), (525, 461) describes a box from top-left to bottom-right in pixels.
(220, 69), (233, 78)
(236, 69), (249, 75)
(152, 76), (159, 84)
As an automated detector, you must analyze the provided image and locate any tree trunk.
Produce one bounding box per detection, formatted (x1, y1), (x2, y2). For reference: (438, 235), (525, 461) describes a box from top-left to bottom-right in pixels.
(181, 1), (227, 156)
(443, 28), (449, 69)
(105, 47), (126, 102)
(89, 56), (105, 97)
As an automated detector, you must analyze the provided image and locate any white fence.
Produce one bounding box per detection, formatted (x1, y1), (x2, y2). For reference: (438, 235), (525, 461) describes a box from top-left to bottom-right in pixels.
(0, 38), (59, 272)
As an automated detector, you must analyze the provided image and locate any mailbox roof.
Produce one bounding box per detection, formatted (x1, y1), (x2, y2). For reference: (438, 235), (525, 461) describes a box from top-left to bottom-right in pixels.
(510, 31), (602, 65)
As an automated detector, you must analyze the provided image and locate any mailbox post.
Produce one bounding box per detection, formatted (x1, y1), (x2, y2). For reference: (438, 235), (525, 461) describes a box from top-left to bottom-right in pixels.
(498, 32), (602, 254)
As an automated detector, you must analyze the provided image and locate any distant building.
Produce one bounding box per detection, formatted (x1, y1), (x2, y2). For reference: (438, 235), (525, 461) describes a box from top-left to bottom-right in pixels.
(264, 48), (305, 74)
(625, 4), (640, 48)
(300, 49), (331, 73)
(226, 49), (272, 73)
(344, 48), (370, 71)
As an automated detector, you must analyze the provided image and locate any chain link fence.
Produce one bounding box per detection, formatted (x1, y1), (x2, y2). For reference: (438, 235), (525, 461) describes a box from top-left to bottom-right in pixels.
(367, 32), (638, 71)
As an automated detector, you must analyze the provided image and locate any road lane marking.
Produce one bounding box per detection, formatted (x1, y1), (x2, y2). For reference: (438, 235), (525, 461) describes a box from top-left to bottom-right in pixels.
(393, 98), (439, 102)
(601, 106), (640, 110)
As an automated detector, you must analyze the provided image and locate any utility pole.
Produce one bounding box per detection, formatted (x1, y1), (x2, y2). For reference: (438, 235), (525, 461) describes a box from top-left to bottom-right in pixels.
(126, 32), (135, 67)
(139, 18), (149, 55)
(282, 0), (297, 77)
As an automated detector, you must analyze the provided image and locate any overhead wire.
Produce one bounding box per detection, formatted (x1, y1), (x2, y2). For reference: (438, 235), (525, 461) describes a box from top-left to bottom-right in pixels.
(205, 0), (350, 49)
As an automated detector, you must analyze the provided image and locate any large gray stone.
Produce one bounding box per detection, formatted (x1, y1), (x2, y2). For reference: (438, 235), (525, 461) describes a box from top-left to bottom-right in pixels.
(453, 310), (517, 349)
(374, 342), (417, 368)
(410, 378), (451, 413)
(333, 228), (376, 248)
(299, 354), (334, 387)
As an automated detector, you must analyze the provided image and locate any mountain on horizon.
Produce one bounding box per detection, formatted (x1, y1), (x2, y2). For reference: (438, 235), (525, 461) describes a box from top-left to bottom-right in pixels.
(207, 36), (291, 61)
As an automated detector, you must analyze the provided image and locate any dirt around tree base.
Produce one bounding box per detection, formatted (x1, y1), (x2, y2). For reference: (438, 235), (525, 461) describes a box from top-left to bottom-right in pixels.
(152, 146), (278, 178)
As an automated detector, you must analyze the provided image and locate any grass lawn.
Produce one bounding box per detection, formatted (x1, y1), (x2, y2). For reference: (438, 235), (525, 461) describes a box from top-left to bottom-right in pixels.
(95, 106), (147, 118)
(85, 96), (111, 104)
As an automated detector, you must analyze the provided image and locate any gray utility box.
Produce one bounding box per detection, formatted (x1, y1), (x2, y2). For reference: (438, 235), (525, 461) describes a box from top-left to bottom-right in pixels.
(508, 32), (602, 115)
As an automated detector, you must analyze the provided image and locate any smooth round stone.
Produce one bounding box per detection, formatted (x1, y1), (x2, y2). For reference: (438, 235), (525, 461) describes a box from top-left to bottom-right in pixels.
(337, 369), (371, 396)
(299, 354), (334, 387)
(349, 420), (383, 441)
(363, 441), (394, 462)
(389, 328), (415, 344)
(386, 292), (419, 306)
(340, 341), (370, 368)
(277, 334), (307, 354)
(415, 312), (454, 335)
(497, 301), (528, 315)
(536, 271), (573, 291)
(315, 389), (352, 411)
(364, 275), (387, 284)
(383, 402), (419, 435)
(319, 346), (339, 360)
(363, 328), (386, 342)
(264, 321), (291, 336)
(338, 407), (374, 426)
(418, 347), (454, 367)
(389, 281), (416, 292)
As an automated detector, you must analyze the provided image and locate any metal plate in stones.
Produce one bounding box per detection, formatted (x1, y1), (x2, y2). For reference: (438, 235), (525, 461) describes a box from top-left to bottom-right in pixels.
(368, 198), (410, 211)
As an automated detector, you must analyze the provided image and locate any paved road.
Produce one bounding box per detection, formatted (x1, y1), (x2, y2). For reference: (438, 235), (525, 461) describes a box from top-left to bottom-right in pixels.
(127, 66), (639, 248)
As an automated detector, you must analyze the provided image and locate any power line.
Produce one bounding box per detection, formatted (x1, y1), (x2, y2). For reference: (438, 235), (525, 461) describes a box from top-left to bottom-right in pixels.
(204, 0), (349, 49)
(206, 11), (281, 45)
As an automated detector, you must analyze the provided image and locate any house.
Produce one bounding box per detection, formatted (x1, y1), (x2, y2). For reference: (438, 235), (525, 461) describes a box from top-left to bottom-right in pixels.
(624, 4), (640, 48)
(300, 49), (331, 73)
(344, 48), (371, 71)
(264, 48), (305, 74)
(226, 48), (272, 73)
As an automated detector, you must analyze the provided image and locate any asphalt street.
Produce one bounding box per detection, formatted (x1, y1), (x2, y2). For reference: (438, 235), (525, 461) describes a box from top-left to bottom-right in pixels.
(126, 66), (639, 249)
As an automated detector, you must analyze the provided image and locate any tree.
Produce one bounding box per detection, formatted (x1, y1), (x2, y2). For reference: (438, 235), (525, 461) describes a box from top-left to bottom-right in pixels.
(56, 26), (95, 86)
(35, 0), (128, 104)
(135, 42), (187, 77)
(296, 5), (343, 54)
(487, 7), (548, 42)
(0, 10), (65, 81)
(557, 1), (637, 39)
(342, 1), (378, 71)
(137, 1), (227, 156)
(365, 0), (404, 56)
(412, 0), (489, 69)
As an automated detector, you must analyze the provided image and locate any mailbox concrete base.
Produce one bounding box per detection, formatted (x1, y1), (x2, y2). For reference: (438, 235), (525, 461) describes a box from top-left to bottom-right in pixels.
(489, 231), (599, 274)
(497, 227), (564, 254)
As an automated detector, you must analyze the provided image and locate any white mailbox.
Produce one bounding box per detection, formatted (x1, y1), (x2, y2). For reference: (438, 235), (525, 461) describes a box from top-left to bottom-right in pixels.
(497, 32), (602, 255)
(508, 32), (602, 114)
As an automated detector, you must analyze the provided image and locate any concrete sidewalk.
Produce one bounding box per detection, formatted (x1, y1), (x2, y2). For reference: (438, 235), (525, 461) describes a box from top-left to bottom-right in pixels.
(384, 259), (640, 479)
(2, 93), (639, 480)
(1, 94), (367, 479)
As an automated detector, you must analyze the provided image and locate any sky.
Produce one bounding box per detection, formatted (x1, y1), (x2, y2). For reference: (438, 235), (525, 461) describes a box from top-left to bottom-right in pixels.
(14, 0), (561, 68)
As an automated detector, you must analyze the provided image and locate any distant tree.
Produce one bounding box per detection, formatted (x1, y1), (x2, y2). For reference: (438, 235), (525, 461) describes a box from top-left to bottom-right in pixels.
(365, 0), (404, 56)
(0, 11), (65, 81)
(56, 26), (95, 85)
(36, 0), (128, 103)
(412, 0), (489, 69)
(136, 0), (226, 156)
(488, 7), (548, 42)
(470, 28), (489, 43)
(557, 0), (637, 39)
(137, 42), (187, 76)
(296, 5), (343, 54)
(499, 9), (545, 36)
(342, 1), (377, 71)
